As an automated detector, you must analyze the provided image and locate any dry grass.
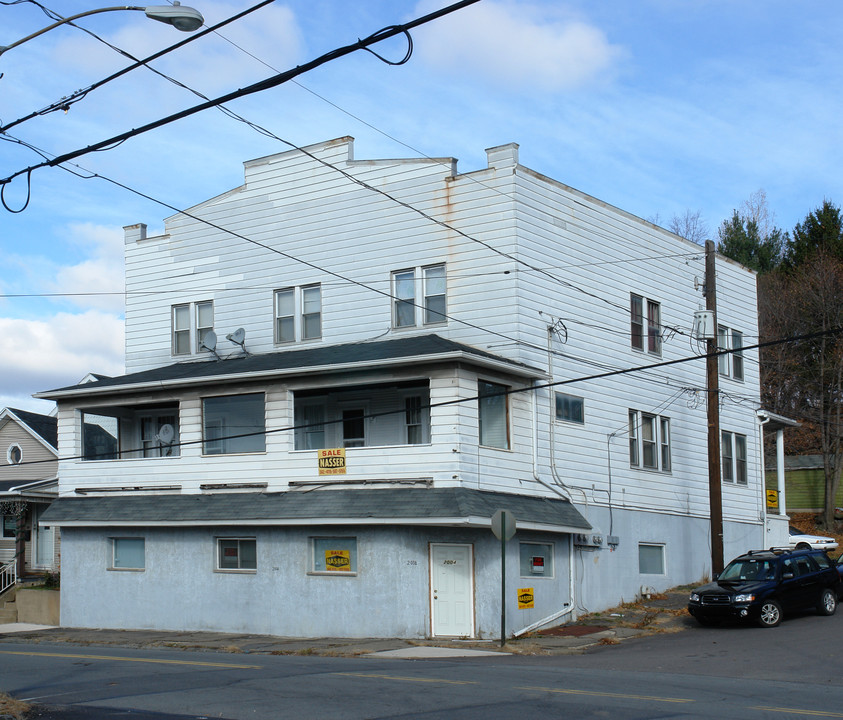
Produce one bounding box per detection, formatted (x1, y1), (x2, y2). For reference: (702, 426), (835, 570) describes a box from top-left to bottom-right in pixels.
(0, 691), (30, 720)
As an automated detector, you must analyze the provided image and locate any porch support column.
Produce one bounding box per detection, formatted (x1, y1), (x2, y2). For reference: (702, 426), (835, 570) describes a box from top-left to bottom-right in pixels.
(776, 427), (787, 516)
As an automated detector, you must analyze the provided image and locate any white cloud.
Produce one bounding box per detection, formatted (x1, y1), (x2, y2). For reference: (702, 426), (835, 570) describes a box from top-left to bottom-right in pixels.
(50, 223), (125, 313)
(0, 311), (124, 400)
(412, 1), (624, 92)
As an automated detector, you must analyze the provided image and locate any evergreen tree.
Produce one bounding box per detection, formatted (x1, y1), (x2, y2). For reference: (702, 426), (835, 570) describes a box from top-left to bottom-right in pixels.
(785, 199), (843, 269)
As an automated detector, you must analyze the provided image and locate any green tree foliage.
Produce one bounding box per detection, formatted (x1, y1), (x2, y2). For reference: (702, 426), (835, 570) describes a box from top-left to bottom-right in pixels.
(785, 199), (843, 268)
(717, 210), (786, 273)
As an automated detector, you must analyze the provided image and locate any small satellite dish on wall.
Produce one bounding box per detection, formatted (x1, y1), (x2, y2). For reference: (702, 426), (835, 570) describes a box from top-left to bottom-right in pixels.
(157, 424), (175, 445)
(200, 329), (217, 352)
(225, 327), (248, 354)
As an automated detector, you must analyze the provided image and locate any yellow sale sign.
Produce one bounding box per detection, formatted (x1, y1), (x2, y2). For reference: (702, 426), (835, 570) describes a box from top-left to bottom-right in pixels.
(517, 588), (534, 609)
(325, 549), (351, 571)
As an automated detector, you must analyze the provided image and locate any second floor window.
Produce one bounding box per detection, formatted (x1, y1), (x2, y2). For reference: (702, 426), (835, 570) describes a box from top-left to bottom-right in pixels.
(203, 393), (266, 455)
(629, 410), (671, 471)
(630, 294), (661, 355)
(275, 285), (321, 344)
(392, 264), (447, 328)
(172, 300), (214, 356)
(722, 431), (747, 485)
(717, 325), (744, 381)
(555, 393), (584, 424)
(478, 380), (509, 449)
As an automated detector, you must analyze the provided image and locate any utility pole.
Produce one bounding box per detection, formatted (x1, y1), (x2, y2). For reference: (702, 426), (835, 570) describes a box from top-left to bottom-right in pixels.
(704, 240), (724, 575)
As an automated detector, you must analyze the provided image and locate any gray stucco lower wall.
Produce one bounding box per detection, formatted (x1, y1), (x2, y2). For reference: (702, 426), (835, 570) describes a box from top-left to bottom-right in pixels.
(58, 525), (573, 639)
(58, 508), (763, 637)
(572, 505), (765, 615)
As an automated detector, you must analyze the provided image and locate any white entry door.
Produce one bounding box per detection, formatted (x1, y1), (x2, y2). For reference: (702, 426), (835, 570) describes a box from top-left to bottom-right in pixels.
(430, 543), (474, 637)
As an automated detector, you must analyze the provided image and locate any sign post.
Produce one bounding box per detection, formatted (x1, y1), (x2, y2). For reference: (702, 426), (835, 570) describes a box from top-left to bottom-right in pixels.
(490, 509), (516, 647)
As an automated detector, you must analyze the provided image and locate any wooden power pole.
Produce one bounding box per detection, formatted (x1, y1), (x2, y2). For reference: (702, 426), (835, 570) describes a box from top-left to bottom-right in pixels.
(705, 240), (724, 575)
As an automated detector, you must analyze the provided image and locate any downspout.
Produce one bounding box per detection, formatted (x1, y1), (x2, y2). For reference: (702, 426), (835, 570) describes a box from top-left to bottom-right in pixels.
(514, 532), (576, 636)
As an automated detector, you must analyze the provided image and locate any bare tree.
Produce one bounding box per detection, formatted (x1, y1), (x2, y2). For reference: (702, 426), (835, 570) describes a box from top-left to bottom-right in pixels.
(669, 209), (709, 245)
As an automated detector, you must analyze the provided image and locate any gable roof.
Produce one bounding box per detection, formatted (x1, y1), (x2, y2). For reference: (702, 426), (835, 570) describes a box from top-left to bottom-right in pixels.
(36, 334), (544, 400)
(41, 487), (590, 535)
(1, 408), (58, 452)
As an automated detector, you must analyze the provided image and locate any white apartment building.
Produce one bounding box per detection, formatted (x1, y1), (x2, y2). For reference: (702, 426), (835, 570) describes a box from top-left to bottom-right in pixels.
(38, 137), (771, 638)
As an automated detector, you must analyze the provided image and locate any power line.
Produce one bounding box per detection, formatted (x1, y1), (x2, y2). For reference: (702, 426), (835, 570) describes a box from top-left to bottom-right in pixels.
(11, 326), (841, 468)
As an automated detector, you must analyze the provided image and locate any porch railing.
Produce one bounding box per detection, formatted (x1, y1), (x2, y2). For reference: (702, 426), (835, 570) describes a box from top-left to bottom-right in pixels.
(0, 560), (16, 596)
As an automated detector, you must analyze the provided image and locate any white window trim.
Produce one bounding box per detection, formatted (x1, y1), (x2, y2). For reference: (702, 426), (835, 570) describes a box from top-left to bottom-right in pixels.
(630, 293), (662, 356)
(639, 542), (666, 575)
(629, 410), (671, 472)
(215, 537), (257, 573)
(109, 537), (145, 572)
(391, 263), (447, 329)
(6, 443), (22, 465)
(171, 300), (214, 357)
(309, 536), (359, 576)
(722, 431), (748, 486)
(717, 325), (745, 381)
(555, 392), (585, 424)
(478, 380), (510, 450)
(274, 284), (322, 344)
(519, 541), (555, 579)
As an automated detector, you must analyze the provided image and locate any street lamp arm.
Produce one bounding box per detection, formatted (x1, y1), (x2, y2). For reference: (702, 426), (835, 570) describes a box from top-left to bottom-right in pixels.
(0, 4), (203, 57)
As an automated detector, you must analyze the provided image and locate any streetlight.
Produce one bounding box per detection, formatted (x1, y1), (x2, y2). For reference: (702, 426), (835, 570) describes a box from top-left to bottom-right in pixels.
(0, 3), (204, 57)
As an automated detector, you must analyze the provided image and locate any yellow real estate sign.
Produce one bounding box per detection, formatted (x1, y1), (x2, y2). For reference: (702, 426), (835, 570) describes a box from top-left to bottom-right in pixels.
(318, 448), (346, 475)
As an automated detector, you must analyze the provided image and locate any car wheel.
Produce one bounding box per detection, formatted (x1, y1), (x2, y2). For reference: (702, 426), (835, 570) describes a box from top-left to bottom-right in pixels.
(795, 542), (811, 550)
(758, 600), (782, 628)
(817, 588), (837, 616)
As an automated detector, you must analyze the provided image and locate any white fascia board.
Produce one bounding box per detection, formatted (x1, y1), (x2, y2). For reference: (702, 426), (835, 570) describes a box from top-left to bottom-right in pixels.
(0, 409), (58, 455)
(44, 516), (584, 534)
(35, 351), (545, 400)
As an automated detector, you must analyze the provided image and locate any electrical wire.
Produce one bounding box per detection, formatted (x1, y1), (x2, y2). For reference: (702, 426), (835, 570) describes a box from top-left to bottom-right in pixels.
(10, 325), (842, 468)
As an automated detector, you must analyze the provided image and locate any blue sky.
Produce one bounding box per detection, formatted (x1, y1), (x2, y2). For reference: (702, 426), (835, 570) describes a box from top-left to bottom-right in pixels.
(1, 0), (841, 414)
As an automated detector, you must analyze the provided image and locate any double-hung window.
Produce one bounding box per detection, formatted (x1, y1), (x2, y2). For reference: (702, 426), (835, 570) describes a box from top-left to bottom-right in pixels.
(202, 393), (266, 455)
(630, 294), (661, 355)
(717, 325), (744, 381)
(479, 380), (509, 449)
(391, 263), (447, 328)
(629, 410), (671, 471)
(274, 284), (322, 344)
(172, 300), (214, 356)
(721, 431), (747, 485)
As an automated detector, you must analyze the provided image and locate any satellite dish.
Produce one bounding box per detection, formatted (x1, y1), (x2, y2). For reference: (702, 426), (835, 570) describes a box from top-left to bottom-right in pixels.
(157, 423), (175, 445)
(200, 329), (217, 352)
(225, 327), (248, 355)
(226, 327), (245, 345)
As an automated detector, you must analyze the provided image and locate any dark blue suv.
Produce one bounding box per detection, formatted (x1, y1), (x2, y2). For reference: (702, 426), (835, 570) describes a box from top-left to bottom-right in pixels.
(688, 548), (840, 627)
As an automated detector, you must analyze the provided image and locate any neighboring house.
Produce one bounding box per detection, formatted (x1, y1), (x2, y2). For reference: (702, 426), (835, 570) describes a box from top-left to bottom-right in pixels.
(765, 455), (843, 513)
(0, 408), (59, 588)
(38, 138), (768, 639)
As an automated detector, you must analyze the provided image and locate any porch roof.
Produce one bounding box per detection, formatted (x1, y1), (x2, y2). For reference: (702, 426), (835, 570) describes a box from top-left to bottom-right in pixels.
(40, 487), (590, 535)
(35, 334), (545, 400)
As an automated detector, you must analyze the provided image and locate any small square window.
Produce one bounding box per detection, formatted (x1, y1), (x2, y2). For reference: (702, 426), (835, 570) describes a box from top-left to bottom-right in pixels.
(519, 542), (554, 577)
(555, 393), (584, 424)
(639, 543), (665, 575)
(217, 538), (256, 572)
(311, 537), (357, 574)
(111, 537), (145, 570)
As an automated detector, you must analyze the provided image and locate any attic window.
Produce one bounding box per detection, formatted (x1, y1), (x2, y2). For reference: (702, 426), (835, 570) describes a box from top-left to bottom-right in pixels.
(6, 444), (22, 465)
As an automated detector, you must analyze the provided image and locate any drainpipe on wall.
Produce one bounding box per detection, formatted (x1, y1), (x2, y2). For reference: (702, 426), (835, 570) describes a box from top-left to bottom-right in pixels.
(513, 533), (576, 636)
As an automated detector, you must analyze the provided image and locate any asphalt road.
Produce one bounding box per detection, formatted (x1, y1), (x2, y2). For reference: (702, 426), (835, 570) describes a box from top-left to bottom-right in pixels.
(3, 609), (843, 719)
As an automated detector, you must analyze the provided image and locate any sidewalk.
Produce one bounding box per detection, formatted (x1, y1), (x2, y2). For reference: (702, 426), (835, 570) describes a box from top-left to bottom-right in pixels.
(0, 587), (694, 658)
